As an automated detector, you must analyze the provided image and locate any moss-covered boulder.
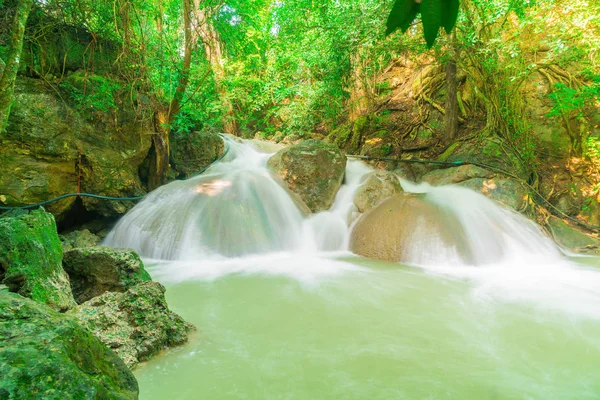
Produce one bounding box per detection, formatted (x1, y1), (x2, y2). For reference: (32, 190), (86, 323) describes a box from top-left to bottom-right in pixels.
(60, 229), (101, 252)
(353, 171), (403, 213)
(267, 140), (347, 212)
(422, 165), (530, 212)
(0, 210), (75, 311)
(439, 136), (529, 180)
(70, 281), (194, 368)
(63, 247), (151, 304)
(0, 291), (138, 400)
(1, 77), (152, 220)
(547, 217), (600, 253)
(170, 131), (225, 178)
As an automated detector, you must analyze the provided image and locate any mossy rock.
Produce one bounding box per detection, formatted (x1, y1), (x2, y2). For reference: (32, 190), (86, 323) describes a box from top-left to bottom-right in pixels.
(2, 78), (152, 220)
(267, 140), (347, 212)
(170, 131), (225, 178)
(0, 291), (138, 400)
(63, 247), (151, 304)
(0, 209), (75, 311)
(547, 217), (600, 253)
(422, 165), (529, 212)
(60, 229), (101, 252)
(442, 136), (529, 180)
(70, 281), (194, 368)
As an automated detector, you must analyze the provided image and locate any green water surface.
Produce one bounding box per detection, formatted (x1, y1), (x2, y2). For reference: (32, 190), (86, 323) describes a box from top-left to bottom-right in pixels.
(136, 257), (600, 400)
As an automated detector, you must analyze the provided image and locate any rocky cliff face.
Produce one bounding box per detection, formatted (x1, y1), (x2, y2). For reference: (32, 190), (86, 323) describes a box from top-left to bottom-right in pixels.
(1, 78), (152, 222)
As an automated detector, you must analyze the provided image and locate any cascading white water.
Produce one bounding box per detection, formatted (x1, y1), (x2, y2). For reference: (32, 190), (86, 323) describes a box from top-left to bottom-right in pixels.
(397, 179), (561, 266)
(104, 138), (372, 260)
(106, 137), (563, 267)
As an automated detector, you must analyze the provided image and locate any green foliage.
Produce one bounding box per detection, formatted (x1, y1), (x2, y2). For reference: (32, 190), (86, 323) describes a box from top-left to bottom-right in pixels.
(386, 0), (459, 47)
(60, 75), (121, 114)
(547, 81), (600, 119)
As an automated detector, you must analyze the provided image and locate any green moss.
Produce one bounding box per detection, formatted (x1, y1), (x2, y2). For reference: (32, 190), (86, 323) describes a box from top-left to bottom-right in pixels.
(0, 292), (138, 399)
(0, 209), (75, 311)
(70, 282), (194, 368)
(63, 247), (152, 304)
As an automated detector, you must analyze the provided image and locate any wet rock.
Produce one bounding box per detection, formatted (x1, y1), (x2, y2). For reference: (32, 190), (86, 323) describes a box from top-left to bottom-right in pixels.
(0, 209), (75, 311)
(353, 171), (403, 213)
(422, 165), (530, 211)
(350, 193), (473, 264)
(70, 281), (194, 368)
(60, 229), (101, 252)
(170, 131), (225, 178)
(547, 217), (600, 253)
(63, 247), (151, 304)
(267, 139), (347, 212)
(0, 291), (138, 399)
(422, 165), (492, 185)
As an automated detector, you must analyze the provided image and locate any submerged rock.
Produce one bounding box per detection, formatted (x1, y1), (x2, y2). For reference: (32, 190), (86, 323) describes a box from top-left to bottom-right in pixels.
(63, 246), (151, 304)
(353, 171), (403, 213)
(0, 209), (75, 311)
(0, 291), (138, 399)
(350, 193), (473, 264)
(60, 229), (101, 252)
(267, 139), (347, 212)
(170, 131), (225, 178)
(70, 281), (194, 368)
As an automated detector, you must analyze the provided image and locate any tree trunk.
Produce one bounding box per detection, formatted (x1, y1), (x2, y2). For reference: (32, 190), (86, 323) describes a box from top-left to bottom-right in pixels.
(348, 51), (369, 122)
(0, 0), (33, 134)
(148, 0), (194, 189)
(444, 35), (459, 143)
(194, 2), (239, 135)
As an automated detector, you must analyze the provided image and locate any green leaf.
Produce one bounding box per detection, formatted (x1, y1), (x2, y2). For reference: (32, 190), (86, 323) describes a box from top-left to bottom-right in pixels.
(441, 0), (460, 34)
(385, 0), (414, 36)
(400, 2), (421, 33)
(421, 0), (443, 48)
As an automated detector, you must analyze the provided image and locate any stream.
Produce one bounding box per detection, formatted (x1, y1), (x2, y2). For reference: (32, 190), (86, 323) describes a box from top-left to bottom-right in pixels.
(105, 138), (600, 399)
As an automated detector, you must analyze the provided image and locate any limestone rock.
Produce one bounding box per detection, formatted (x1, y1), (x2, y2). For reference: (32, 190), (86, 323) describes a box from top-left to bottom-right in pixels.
(70, 281), (194, 368)
(1, 77), (151, 220)
(0, 291), (138, 400)
(170, 131), (225, 178)
(547, 217), (600, 253)
(63, 247), (151, 304)
(267, 140), (347, 212)
(353, 171), (403, 213)
(60, 229), (101, 252)
(0, 209), (75, 311)
(422, 165), (530, 211)
(350, 193), (473, 264)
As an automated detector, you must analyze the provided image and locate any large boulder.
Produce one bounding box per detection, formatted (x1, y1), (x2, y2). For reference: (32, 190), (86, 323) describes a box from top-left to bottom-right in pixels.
(1, 77), (152, 220)
(70, 281), (194, 368)
(170, 131), (225, 178)
(350, 193), (473, 264)
(422, 165), (530, 211)
(0, 210), (75, 311)
(0, 291), (138, 400)
(267, 140), (347, 212)
(62, 247), (151, 304)
(353, 171), (403, 213)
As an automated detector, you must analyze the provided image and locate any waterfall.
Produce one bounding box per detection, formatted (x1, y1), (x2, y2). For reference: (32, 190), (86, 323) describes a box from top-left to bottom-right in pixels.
(106, 138), (562, 268)
(104, 138), (372, 260)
